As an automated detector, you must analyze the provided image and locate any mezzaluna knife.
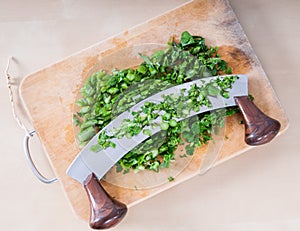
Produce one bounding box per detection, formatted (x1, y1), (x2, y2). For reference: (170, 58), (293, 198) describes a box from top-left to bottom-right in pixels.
(67, 74), (280, 229)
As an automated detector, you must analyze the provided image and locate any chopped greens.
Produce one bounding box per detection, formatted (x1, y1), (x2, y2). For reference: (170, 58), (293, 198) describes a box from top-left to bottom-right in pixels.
(168, 176), (175, 182)
(74, 31), (238, 174)
(93, 75), (239, 155)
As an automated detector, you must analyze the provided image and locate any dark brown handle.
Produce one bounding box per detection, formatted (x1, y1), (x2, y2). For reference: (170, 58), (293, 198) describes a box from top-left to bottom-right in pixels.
(83, 173), (127, 229)
(234, 96), (281, 146)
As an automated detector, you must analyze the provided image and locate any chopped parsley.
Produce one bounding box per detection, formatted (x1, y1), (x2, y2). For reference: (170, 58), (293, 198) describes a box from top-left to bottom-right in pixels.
(74, 31), (238, 174)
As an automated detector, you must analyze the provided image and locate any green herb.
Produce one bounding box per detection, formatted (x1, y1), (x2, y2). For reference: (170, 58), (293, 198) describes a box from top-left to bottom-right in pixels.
(92, 75), (238, 172)
(168, 176), (175, 182)
(74, 31), (238, 174)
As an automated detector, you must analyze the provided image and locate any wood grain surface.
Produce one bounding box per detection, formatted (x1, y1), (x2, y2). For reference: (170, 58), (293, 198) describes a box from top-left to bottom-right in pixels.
(19, 0), (289, 221)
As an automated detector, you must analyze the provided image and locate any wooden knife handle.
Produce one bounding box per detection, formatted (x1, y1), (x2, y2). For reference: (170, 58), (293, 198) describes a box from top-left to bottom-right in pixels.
(83, 173), (127, 229)
(234, 96), (281, 145)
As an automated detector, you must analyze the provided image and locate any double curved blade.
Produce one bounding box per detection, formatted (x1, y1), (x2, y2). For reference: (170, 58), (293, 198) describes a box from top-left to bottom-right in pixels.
(67, 74), (248, 183)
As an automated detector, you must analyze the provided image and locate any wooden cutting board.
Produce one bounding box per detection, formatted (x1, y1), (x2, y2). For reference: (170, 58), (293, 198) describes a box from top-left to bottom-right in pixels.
(20, 0), (288, 221)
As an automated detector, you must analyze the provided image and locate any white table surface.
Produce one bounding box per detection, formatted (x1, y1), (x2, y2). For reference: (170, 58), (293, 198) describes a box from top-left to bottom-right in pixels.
(0, 1), (299, 230)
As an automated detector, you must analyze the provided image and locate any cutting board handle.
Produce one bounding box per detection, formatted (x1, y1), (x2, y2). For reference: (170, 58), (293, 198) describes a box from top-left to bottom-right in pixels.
(234, 96), (281, 145)
(83, 173), (127, 229)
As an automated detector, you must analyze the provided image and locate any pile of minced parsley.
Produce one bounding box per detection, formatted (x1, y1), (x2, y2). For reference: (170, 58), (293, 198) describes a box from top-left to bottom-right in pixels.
(73, 31), (239, 174)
